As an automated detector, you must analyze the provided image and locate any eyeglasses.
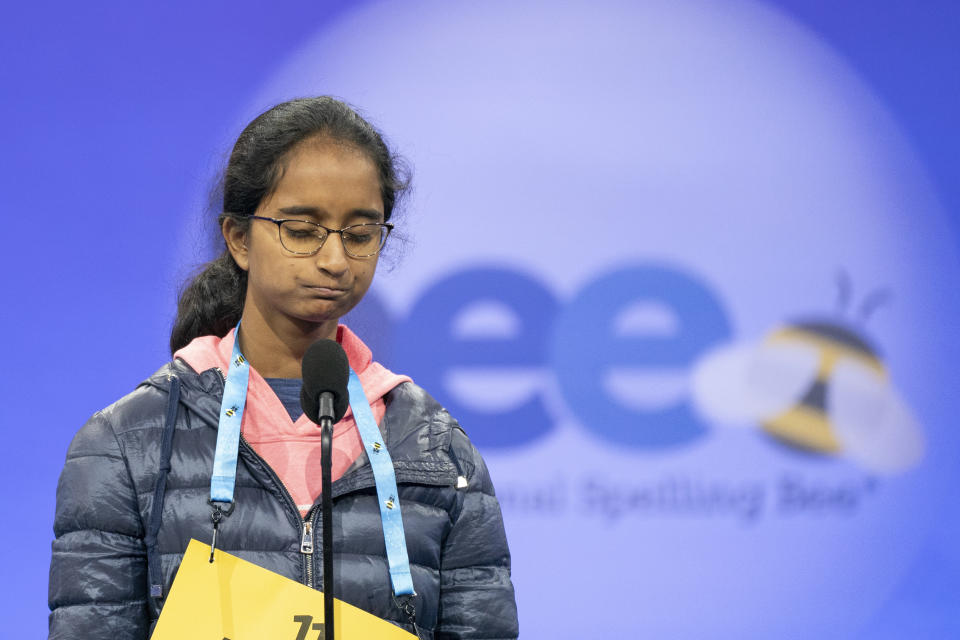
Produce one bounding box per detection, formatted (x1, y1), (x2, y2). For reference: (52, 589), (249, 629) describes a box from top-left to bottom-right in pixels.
(248, 215), (393, 258)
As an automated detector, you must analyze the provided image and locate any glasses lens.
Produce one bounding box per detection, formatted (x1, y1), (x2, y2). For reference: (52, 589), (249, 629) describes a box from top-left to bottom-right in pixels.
(279, 220), (325, 254)
(341, 224), (388, 257)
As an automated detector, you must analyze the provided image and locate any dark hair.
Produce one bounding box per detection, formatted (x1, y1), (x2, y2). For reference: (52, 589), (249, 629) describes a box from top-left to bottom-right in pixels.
(169, 97), (410, 354)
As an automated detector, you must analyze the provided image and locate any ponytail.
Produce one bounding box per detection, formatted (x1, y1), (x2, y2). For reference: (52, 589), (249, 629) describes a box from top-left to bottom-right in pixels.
(169, 251), (247, 354)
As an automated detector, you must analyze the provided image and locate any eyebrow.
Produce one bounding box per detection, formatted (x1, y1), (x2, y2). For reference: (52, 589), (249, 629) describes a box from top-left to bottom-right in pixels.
(277, 205), (383, 222)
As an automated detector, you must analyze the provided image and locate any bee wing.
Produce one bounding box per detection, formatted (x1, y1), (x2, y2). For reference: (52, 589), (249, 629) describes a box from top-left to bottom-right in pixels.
(828, 359), (924, 473)
(691, 341), (819, 426)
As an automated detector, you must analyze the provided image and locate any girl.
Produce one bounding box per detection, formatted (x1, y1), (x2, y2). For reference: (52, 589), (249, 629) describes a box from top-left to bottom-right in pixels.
(49, 97), (518, 640)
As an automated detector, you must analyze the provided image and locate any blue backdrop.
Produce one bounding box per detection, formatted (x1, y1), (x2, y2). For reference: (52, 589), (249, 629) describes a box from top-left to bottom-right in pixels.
(3, 1), (959, 637)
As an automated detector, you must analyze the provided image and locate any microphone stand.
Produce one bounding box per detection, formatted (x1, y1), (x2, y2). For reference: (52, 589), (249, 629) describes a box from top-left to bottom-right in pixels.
(320, 396), (335, 640)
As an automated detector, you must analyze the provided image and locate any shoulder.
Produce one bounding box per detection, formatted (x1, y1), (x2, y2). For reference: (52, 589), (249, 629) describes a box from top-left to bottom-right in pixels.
(382, 381), (466, 453)
(53, 363), (190, 538)
(382, 381), (493, 494)
(66, 364), (170, 451)
(382, 380), (458, 431)
(69, 359), (216, 451)
(87, 362), (178, 432)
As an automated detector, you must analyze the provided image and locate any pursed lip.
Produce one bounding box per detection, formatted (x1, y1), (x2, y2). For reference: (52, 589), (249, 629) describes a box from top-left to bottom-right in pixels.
(302, 284), (348, 298)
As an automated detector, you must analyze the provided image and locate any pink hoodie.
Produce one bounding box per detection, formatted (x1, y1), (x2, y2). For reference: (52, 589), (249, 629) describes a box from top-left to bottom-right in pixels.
(174, 325), (411, 517)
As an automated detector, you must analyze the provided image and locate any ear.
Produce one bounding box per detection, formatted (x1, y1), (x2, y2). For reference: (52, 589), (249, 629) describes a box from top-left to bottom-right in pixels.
(222, 216), (250, 271)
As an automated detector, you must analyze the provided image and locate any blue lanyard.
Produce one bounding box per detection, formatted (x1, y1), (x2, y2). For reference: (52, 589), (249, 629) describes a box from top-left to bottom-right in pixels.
(209, 336), (250, 503)
(347, 371), (416, 596)
(209, 330), (416, 597)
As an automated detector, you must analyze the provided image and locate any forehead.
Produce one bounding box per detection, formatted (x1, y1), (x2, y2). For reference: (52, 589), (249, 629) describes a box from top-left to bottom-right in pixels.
(263, 138), (383, 220)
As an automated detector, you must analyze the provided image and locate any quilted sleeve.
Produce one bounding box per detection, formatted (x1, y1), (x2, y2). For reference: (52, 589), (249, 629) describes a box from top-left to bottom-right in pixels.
(436, 429), (519, 639)
(48, 411), (149, 640)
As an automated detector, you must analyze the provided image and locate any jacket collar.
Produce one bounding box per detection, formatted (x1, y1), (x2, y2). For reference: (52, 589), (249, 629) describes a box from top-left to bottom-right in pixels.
(139, 360), (459, 493)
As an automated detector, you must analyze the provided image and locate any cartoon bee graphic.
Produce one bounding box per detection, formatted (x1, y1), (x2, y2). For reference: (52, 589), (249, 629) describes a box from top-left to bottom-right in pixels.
(225, 405), (240, 418)
(690, 276), (924, 473)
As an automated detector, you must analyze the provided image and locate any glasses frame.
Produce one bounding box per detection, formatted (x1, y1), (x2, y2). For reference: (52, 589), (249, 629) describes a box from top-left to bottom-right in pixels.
(247, 215), (394, 258)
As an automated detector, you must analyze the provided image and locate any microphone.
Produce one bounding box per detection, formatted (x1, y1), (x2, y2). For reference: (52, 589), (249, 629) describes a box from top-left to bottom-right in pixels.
(300, 339), (350, 424)
(299, 338), (350, 640)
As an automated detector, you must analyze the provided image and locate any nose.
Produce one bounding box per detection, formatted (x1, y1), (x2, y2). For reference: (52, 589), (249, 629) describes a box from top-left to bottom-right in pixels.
(314, 231), (350, 277)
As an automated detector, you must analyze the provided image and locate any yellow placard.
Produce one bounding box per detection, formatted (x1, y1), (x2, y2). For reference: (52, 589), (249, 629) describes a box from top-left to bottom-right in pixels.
(151, 539), (417, 640)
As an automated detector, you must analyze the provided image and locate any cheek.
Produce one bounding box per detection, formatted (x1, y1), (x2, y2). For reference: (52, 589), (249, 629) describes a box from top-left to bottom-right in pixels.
(354, 260), (379, 291)
(245, 249), (296, 292)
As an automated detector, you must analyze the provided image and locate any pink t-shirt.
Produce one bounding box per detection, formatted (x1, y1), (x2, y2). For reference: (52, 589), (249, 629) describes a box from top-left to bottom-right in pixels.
(174, 325), (411, 517)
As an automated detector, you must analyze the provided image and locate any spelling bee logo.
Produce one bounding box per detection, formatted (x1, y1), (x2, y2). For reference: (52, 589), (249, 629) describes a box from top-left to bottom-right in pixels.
(691, 277), (924, 473)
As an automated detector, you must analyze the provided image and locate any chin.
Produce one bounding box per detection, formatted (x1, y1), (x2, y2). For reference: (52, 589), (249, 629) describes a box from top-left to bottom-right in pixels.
(295, 304), (354, 327)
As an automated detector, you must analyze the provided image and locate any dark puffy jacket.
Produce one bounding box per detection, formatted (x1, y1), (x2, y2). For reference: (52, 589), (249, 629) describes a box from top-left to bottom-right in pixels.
(49, 359), (518, 639)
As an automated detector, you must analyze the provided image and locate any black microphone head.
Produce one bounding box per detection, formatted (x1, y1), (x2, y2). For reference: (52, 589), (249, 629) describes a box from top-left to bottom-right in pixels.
(300, 339), (350, 424)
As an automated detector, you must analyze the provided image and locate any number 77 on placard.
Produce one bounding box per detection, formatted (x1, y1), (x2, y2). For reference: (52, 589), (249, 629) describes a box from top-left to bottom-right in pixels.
(292, 614), (325, 640)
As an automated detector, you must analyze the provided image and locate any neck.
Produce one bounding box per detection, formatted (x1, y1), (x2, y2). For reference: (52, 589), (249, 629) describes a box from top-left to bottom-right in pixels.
(237, 301), (338, 379)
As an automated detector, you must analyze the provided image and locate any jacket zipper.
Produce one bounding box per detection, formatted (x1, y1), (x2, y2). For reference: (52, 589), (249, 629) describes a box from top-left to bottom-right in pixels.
(215, 367), (320, 588)
(238, 434), (320, 588)
(300, 506), (321, 589)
